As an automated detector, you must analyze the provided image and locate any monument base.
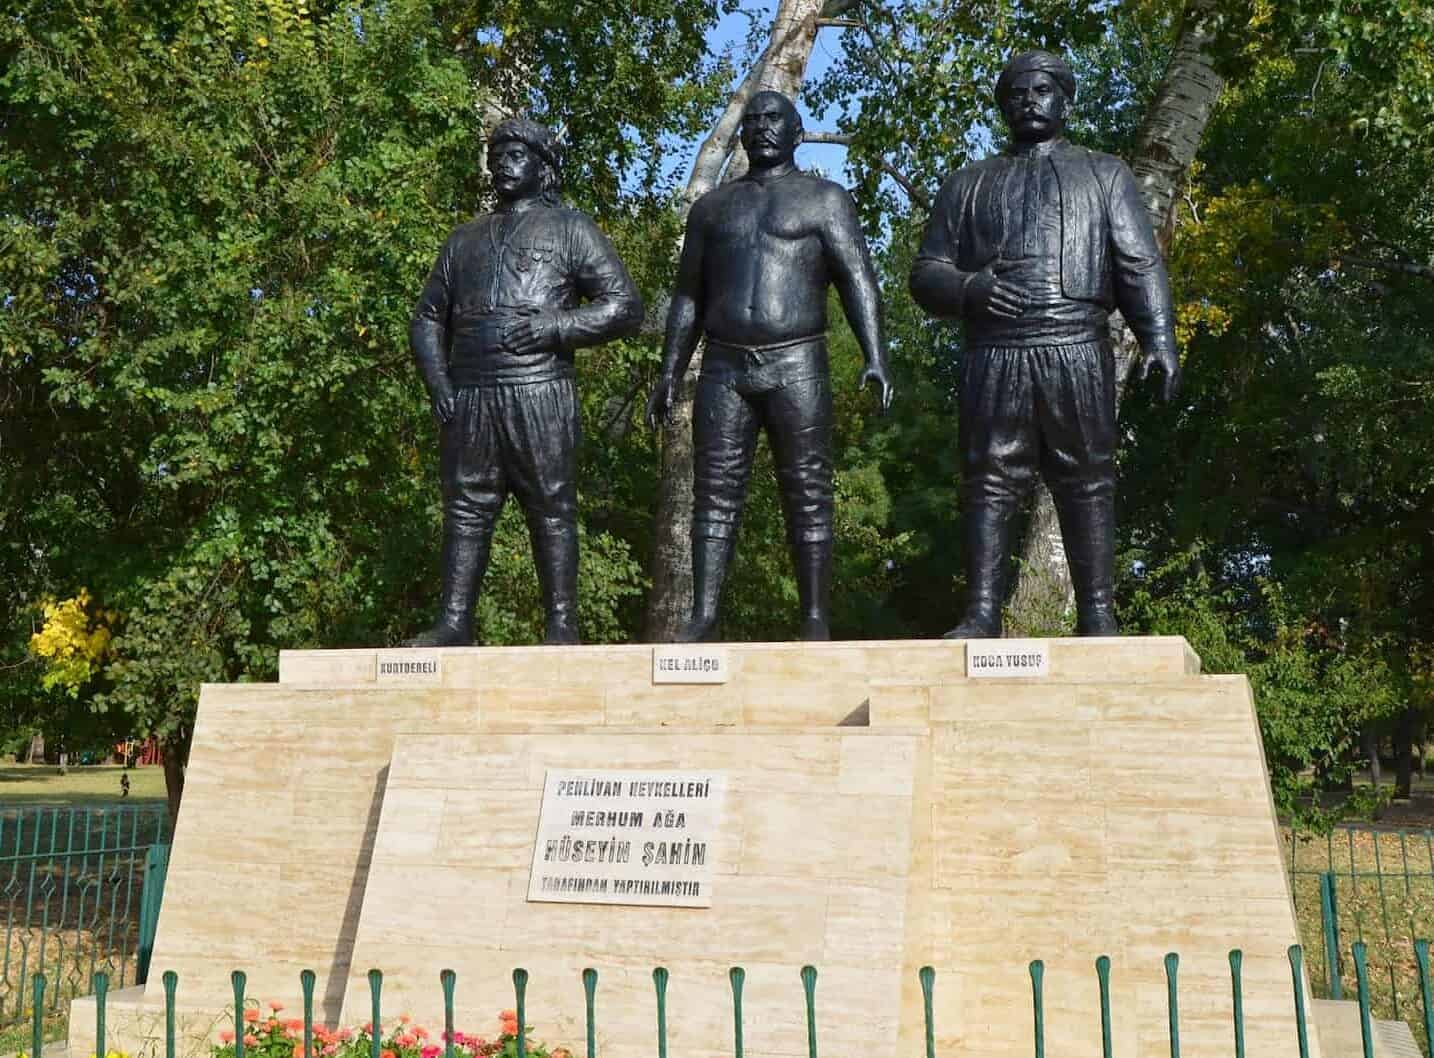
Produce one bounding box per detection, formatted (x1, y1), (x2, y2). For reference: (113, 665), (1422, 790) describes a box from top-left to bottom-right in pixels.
(69, 638), (1324, 1058)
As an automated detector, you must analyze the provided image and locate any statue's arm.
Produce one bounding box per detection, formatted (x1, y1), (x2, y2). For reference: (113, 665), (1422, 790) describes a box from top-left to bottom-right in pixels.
(657, 204), (708, 383)
(821, 187), (893, 408)
(1106, 162), (1176, 357)
(644, 204), (707, 428)
(557, 216), (645, 349)
(908, 172), (979, 319)
(822, 187), (888, 375)
(410, 236), (457, 414)
(1106, 161), (1180, 398)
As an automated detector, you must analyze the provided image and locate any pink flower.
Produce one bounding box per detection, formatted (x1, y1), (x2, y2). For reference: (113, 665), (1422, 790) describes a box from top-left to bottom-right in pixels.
(271, 1002), (286, 1013)
(293, 1046), (304, 1058)
(336, 1029), (354, 1042)
(244, 1009), (261, 1024)
(399, 1014), (412, 1025)
(422, 1049), (440, 1058)
(243, 1035), (259, 1047)
(219, 1030), (236, 1044)
(413, 1027), (429, 1041)
(397, 1034), (417, 1049)
(285, 1020), (305, 1035)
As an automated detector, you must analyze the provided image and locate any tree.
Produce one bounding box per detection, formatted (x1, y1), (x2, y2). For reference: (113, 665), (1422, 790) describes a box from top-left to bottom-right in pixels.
(0, 0), (729, 818)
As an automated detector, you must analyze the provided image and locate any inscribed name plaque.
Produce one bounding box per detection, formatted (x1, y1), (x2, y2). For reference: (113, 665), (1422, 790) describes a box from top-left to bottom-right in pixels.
(526, 769), (727, 908)
(374, 651), (443, 684)
(966, 639), (1050, 678)
(651, 645), (730, 685)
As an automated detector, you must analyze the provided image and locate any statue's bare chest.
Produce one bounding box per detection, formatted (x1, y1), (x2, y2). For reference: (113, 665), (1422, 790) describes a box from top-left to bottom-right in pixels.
(706, 181), (820, 254)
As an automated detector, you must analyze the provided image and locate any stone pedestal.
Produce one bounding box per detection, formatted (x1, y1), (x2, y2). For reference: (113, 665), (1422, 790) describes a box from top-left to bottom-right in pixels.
(68, 638), (1323, 1058)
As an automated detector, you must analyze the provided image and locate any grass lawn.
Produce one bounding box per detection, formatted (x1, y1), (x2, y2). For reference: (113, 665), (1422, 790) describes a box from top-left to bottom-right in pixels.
(0, 765), (167, 808)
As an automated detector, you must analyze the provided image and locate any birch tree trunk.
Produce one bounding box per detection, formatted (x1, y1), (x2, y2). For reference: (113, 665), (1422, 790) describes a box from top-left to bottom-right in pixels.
(644, 0), (829, 641)
(1005, 0), (1225, 636)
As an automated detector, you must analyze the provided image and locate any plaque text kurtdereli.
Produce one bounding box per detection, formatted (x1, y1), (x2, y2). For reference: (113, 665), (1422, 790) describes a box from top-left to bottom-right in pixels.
(375, 651), (443, 684)
(527, 769), (728, 908)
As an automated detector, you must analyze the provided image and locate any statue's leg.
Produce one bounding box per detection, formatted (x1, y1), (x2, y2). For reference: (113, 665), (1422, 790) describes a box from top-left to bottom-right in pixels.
(763, 374), (834, 642)
(946, 347), (1038, 639)
(685, 375), (759, 642)
(504, 378), (581, 645)
(406, 388), (505, 647)
(1035, 341), (1118, 635)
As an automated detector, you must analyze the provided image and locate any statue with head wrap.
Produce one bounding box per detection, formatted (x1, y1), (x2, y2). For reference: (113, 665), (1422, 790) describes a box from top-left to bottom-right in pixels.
(909, 49), (1181, 638)
(406, 117), (643, 646)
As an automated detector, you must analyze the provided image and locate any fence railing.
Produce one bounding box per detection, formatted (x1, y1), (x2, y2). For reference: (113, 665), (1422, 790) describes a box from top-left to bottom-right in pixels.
(1286, 823), (1434, 1035)
(0, 805), (171, 1027)
(47, 941), (1419, 1058)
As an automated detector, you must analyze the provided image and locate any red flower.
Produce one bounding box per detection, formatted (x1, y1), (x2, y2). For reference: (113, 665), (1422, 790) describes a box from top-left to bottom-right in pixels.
(422, 1049), (440, 1058)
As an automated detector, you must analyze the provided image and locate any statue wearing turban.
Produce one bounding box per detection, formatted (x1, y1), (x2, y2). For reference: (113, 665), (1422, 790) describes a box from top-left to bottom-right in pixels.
(909, 50), (1180, 638)
(406, 118), (643, 646)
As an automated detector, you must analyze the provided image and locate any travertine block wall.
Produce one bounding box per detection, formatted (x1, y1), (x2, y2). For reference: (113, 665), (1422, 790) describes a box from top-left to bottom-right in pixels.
(343, 730), (923, 1058)
(73, 638), (1319, 1058)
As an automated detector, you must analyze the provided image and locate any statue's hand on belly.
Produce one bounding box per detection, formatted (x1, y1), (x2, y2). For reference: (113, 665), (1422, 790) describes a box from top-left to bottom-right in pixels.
(965, 259), (1029, 319)
(499, 307), (560, 356)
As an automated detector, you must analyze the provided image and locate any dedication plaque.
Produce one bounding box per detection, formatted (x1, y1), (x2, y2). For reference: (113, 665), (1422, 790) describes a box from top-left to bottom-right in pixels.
(966, 639), (1051, 678)
(527, 769), (728, 908)
(375, 650), (443, 684)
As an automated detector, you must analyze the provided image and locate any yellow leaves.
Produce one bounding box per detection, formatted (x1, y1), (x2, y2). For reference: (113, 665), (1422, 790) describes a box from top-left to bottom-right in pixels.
(1174, 300), (1233, 347)
(257, 35), (269, 47)
(29, 589), (119, 697)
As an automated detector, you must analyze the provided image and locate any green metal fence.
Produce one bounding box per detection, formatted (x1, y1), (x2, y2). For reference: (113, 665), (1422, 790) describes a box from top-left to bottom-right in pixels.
(0, 805), (171, 1027)
(45, 941), (1417, 1058)
(1286, 824), (1434, 1032)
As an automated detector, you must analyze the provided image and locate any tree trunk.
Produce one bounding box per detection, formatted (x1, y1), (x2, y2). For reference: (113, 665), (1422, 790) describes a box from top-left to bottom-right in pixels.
(161, 733), (189, 831)
(645, 0), (830, 641)
(1006, 0), (1225, 634)
(1363, 727), (1383, 790)
(1395, 706), (1416, 800)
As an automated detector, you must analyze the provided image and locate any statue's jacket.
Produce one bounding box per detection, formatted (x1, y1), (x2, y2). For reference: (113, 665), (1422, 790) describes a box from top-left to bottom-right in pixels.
(910, 139), (1176, 357)
(412, 201), (643, 387)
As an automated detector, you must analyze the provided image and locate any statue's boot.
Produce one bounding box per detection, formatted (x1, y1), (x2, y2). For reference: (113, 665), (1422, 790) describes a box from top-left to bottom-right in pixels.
(943, 501), (1012, 639)
(531, 516), (581, 645)
(405, 530), (489, 647)
(677, 535), (732, 643)
(794, 538), (832, 641)
(1057, 491), (1119, 636)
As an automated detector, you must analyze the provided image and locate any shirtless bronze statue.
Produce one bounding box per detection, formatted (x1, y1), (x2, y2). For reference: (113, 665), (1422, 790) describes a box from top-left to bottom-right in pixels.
(646, 91), (893, 642)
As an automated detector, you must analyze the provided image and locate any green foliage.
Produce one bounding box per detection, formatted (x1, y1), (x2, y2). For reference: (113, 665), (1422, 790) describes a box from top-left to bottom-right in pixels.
(0, 0), (726, 758)
(1122, 550), (1405, 828)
